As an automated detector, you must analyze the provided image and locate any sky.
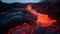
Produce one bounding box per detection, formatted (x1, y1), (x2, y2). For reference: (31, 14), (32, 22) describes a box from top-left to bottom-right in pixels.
(1, 0), (41, 3)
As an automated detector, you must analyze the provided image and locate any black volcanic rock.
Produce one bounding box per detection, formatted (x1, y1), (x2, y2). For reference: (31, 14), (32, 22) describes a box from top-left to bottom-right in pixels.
(0, 7), (37, 34)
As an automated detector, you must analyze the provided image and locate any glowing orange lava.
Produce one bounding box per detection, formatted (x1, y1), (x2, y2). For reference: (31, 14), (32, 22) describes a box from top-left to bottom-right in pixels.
(8, 22), (34, 34)
(26, 4), (56, 27)
(8, 4), (57, 34)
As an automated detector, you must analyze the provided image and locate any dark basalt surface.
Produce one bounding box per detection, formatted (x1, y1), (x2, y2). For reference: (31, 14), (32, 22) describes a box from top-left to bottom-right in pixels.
(0, 1), (60, 34)
(0, 3), (37, 34)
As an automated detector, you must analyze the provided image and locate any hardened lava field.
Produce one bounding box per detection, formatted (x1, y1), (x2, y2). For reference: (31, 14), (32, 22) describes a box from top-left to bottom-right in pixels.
(0, 1), (60, 34)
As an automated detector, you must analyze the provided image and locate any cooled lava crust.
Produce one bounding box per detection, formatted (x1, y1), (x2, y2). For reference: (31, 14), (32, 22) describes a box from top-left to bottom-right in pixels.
(0, 1), (60, 34)
(0, 8), (37, 34)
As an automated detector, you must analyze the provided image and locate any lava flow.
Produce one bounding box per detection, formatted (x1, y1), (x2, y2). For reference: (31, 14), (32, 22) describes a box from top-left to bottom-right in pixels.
(8, 4), (57, 34)
(8, 22), (35, 34)
(26, 4), (56, 27)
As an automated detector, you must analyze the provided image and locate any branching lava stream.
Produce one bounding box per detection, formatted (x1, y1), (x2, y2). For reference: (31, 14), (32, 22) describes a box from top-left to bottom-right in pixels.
(26, 4), (56, 27)
(8, 4), (57, 34)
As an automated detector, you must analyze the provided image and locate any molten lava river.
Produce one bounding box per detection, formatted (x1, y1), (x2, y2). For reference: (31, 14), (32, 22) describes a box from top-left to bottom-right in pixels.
(8, 4), (57, 34)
